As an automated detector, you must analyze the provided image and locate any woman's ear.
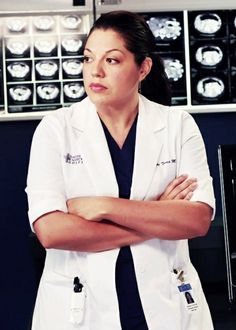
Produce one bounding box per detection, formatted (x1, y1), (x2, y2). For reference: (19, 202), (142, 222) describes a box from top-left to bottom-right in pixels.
(139, 57), (152, 81)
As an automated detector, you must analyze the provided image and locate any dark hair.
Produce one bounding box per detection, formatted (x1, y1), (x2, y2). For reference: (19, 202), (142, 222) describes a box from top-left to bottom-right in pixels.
(86, 10), (171, 106)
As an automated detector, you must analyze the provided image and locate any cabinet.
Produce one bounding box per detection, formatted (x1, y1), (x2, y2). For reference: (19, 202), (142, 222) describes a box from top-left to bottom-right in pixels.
(218, 144), (236, 303)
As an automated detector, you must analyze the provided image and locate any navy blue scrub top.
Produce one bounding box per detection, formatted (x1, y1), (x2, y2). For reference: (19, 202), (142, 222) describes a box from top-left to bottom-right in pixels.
(101, 116), (148, 330)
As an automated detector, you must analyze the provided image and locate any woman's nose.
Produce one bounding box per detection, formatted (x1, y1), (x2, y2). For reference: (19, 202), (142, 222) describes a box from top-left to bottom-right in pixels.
(91, 61), (105, 78)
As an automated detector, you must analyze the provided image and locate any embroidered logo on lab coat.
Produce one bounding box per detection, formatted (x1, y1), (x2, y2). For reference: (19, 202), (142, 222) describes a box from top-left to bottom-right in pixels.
(64, 153), (83, 164)
(156, 159), (176, 166)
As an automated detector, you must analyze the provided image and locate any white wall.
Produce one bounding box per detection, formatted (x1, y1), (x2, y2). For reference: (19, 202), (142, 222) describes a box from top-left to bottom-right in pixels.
(1, 0), (236, 13)
(0, 0), (92, 13)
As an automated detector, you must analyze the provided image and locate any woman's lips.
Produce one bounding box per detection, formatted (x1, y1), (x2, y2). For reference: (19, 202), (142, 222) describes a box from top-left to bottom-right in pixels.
(89, 83), (107, 92)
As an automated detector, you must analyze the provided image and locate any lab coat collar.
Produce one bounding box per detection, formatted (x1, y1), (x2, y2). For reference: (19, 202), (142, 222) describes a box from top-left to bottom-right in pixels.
(70, 95), (166, 199)
(71, 97), (118, 197)
(70, 95), (165, 134)
(131, 95), (165, 200)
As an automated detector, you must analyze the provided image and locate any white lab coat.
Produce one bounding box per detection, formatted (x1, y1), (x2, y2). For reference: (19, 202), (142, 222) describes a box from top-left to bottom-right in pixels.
(26, 95), (215, 330)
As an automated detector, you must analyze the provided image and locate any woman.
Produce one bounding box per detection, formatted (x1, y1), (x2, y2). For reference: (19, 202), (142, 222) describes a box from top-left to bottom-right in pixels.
(26, 11), (215, 330)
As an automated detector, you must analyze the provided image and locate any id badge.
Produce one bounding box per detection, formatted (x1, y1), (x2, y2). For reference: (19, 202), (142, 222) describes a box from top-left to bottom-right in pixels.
(178, 283), (199, 313)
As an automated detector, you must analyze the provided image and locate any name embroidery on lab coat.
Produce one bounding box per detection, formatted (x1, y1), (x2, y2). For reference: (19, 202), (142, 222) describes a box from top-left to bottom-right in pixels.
(64, 153), (83, 164)
(156, 159), (176, 166)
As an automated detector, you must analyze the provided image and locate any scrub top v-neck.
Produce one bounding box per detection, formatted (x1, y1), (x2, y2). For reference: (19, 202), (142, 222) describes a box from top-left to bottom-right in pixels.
(101, 115), (148, 330)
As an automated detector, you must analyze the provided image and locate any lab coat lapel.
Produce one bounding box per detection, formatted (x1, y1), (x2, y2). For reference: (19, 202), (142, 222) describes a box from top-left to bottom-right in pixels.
(71, 99), (120, 295)
(71, 98), (118, 197)
(131, 96), (165, 200)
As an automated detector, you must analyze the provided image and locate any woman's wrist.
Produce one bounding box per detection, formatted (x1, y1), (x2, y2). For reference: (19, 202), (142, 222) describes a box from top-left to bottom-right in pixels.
(99, 196), (115, 220)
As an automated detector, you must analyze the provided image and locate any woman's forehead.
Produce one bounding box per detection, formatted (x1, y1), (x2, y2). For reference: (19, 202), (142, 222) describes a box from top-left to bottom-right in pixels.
(85, 29), (127, 52)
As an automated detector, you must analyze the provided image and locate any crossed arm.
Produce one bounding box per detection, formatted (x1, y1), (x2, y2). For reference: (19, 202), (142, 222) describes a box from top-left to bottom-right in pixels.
(33, 175), (213, 252)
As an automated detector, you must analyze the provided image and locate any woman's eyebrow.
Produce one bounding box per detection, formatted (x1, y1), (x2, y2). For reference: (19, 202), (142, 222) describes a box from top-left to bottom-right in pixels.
(84, 47), (92, 53)
(84, 47), (124, 55)
(105, 48), (124, 54)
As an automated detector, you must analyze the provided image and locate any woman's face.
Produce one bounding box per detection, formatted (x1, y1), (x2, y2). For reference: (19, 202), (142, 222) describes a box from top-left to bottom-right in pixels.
(82, 29), (145, 109)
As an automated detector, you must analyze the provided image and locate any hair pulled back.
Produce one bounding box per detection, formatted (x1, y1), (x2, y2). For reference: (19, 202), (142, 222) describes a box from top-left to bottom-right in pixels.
(86, 10), (171, 106)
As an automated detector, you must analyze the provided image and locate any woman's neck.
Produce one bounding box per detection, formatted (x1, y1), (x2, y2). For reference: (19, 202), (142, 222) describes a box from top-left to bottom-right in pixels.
(97, 99), (139, 149)
(97, 94), (139, 128)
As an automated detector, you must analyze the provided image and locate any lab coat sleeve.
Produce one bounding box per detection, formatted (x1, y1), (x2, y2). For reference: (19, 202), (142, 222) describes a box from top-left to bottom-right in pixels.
(26, 114), (67, 231)
(177, 111), (215, 220)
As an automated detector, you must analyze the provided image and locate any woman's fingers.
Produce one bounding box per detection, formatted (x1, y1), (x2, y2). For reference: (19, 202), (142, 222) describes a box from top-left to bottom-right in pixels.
(160, 174), (188, 198)
(174, 181), (198, 200)
(159, 175), (198, 201)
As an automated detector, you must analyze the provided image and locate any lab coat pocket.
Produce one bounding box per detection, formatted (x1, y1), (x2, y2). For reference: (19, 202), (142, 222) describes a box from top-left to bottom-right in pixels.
(38, 270), (87, 329)
(170, 267), (212, 330)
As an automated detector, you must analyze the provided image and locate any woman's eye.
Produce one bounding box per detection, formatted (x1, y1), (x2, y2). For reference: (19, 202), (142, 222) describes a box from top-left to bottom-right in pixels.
(83, 56), (92, 63)
(106, 58), (119, 64)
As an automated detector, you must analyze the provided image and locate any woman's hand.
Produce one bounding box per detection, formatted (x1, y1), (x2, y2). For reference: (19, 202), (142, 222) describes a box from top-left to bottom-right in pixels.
(67, 175), (198, 221)
(158, 174), (198, 201)
(67, 196), (108, 221)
